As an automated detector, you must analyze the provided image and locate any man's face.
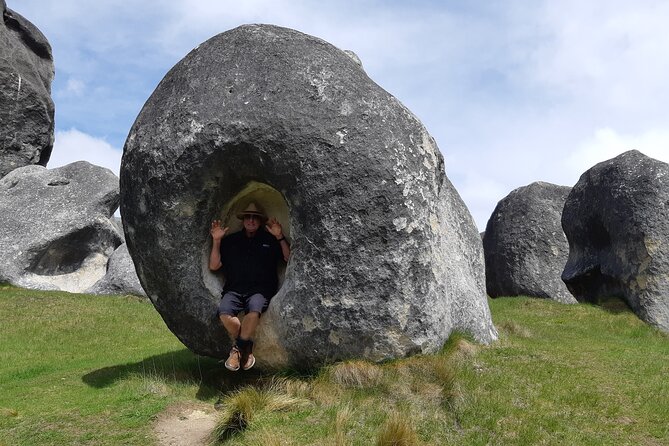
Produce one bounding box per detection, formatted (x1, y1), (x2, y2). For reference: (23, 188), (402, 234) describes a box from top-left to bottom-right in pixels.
(243, 214), (261, 233)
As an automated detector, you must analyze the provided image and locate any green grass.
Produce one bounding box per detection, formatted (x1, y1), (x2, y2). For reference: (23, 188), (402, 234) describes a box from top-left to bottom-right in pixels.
(0, 285), (223, 445)
(1, 285), (667, 445)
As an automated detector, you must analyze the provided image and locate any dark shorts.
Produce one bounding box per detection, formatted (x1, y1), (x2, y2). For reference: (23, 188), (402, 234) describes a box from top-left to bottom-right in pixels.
(217, 291), (269, 317)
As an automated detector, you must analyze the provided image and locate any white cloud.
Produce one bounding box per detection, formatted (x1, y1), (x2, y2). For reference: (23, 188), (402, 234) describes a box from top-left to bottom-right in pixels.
(567, 128), (669, 176)
(455, 173), (510, 232)
(14, 1), (669, 232)
(49, 129), (122, 177)
(529, 1), (669, 118)
(64, 78), (85, 96)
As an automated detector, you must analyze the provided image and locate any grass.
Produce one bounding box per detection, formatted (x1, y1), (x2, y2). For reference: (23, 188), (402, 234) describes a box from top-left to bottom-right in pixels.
(1, 284), (668, 445)
(375, 411), (420, 446)
(0, 285), (223, 445)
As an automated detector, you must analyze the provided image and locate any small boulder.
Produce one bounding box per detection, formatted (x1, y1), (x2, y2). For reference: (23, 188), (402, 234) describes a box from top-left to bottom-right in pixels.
(0, 3), (55, 178)
(0, 161), (122, 292)
(87, 243), (146, 297)
(120, 24), (497, 369)
(562, 150), (669, 332)
(484, 181), (575, 303)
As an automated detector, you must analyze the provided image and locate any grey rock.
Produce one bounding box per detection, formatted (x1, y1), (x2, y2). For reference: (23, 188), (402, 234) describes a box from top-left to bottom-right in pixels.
(0, 161), (122, 292)
(484, 181), (575, 303)
(562, 150), (669, 332)
(111, 216), (124, 242)
(120, 24), (497, 369)
(0, 3), (55, 178)
(87, 243), (146, 297)
(343, 50), (363, 68)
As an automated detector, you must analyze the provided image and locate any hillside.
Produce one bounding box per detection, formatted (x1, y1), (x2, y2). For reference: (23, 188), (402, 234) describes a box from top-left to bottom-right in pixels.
(0, 285), (667, 445)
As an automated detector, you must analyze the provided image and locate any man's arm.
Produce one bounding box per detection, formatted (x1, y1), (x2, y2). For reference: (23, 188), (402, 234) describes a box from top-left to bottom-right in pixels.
(266, 217), (291, 262)
(278, 237), (291, 263)
(209, 220), (228, 270)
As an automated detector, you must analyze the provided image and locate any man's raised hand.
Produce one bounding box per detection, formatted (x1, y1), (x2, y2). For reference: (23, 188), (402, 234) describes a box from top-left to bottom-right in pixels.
(265, 217), (284, 239)
(210, 220), (229, 240)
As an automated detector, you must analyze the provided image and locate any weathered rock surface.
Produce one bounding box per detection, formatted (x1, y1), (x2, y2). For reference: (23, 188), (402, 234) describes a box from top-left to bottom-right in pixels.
(111, 216), (124, 242)
(0, 161), (122, 292)
(87, 243), (146, 297)
(120, 24), (497, 369)
(1, 2), (55, 178)
(484, 181), (575, 303)
(562, 150), (669, 332)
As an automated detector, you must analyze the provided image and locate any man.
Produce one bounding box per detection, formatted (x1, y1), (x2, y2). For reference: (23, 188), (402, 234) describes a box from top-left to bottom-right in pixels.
(209, 202), (290, 371)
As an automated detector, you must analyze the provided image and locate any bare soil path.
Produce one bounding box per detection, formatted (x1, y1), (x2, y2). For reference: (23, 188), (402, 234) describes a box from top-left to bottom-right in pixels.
(153, 402), (218, 446)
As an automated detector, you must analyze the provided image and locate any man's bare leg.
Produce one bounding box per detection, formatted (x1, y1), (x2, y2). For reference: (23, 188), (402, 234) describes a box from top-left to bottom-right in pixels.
(237, 311), (260, 370)
(239, 311), (260, 340)
(219, 314), (241, 340)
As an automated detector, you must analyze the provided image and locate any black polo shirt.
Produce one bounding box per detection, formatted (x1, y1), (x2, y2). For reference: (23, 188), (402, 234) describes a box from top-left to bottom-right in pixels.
(219, 228), (283, 298)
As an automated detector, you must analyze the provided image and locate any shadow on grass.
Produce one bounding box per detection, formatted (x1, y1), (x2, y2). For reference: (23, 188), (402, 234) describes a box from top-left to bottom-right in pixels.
(596, 296), (633, 314)
(82, 348), (273, 401)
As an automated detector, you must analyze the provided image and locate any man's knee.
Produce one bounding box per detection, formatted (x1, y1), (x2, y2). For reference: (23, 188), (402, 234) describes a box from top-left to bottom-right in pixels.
(247, 293), (268, 314)
(219, 313), (239, 326)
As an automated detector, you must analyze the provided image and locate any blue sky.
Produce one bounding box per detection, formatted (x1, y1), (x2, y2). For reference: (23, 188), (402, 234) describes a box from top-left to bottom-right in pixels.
(13, 0), (669, 229)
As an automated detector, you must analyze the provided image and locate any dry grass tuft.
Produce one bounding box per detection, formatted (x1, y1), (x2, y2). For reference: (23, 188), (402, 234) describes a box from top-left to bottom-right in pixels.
(0, 407), (19, 417)
(331, 404), (354, 446)
(433, 360), (457, 397)
(375, 411), (420, 446)
(210, 379), (310, 444)
(245, 427), (293, 446)
(139, 377), (170, 397)
(498, 320), (532, 338)
(309, 379), (344, 405)
(280, 377), (315, 401)
(452, 338), (478, 358)
(327, 360), (384, 389)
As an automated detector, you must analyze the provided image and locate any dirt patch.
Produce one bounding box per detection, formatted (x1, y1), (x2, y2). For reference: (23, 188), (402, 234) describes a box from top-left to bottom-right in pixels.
(154, 401), (218, 446)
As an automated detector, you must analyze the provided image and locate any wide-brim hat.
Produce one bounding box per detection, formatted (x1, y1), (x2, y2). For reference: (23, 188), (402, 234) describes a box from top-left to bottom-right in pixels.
(236, 202), (267, 220)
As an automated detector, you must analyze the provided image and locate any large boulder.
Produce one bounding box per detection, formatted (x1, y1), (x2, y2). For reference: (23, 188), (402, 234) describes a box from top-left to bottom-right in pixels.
(0, 2), (55, 178)
(0, 161), (122, 292)
(484, 181), (575, 303)
(562, 150), (669, 332)
(120, 24), (497, 369)
(87, 243), (146, 297)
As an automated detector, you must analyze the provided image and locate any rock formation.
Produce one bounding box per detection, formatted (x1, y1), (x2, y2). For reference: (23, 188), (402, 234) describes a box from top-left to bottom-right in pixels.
(0, 161), (122, 292)
(87, 243), (146, 297)
(120, 24), (497, 369)
(0, 2), (55, 178)
(562, 150), (669, 332)
(484, 181), (575, 303)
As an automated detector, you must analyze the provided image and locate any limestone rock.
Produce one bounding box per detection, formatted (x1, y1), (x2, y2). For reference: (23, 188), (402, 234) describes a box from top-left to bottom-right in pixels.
(111, 216), (124, 242)
(0, 3), (55, 178)
(484, 181), (575, 303)
(0, 161), (122, 292)
(562, 150), (669, 332)
(120, 24), (497, 368)
(87, 243), (146, 297)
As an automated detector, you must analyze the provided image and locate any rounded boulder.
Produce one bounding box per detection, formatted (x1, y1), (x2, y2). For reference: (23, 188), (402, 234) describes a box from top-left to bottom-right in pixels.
(562, 150), (669, 332)
(120, 24), (497, 369)
(484, 181), (575, 303)
(0, 3), (54, 178)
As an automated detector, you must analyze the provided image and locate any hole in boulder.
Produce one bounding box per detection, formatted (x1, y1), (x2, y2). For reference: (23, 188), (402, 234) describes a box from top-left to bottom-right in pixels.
(203, 181), (291, 297)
